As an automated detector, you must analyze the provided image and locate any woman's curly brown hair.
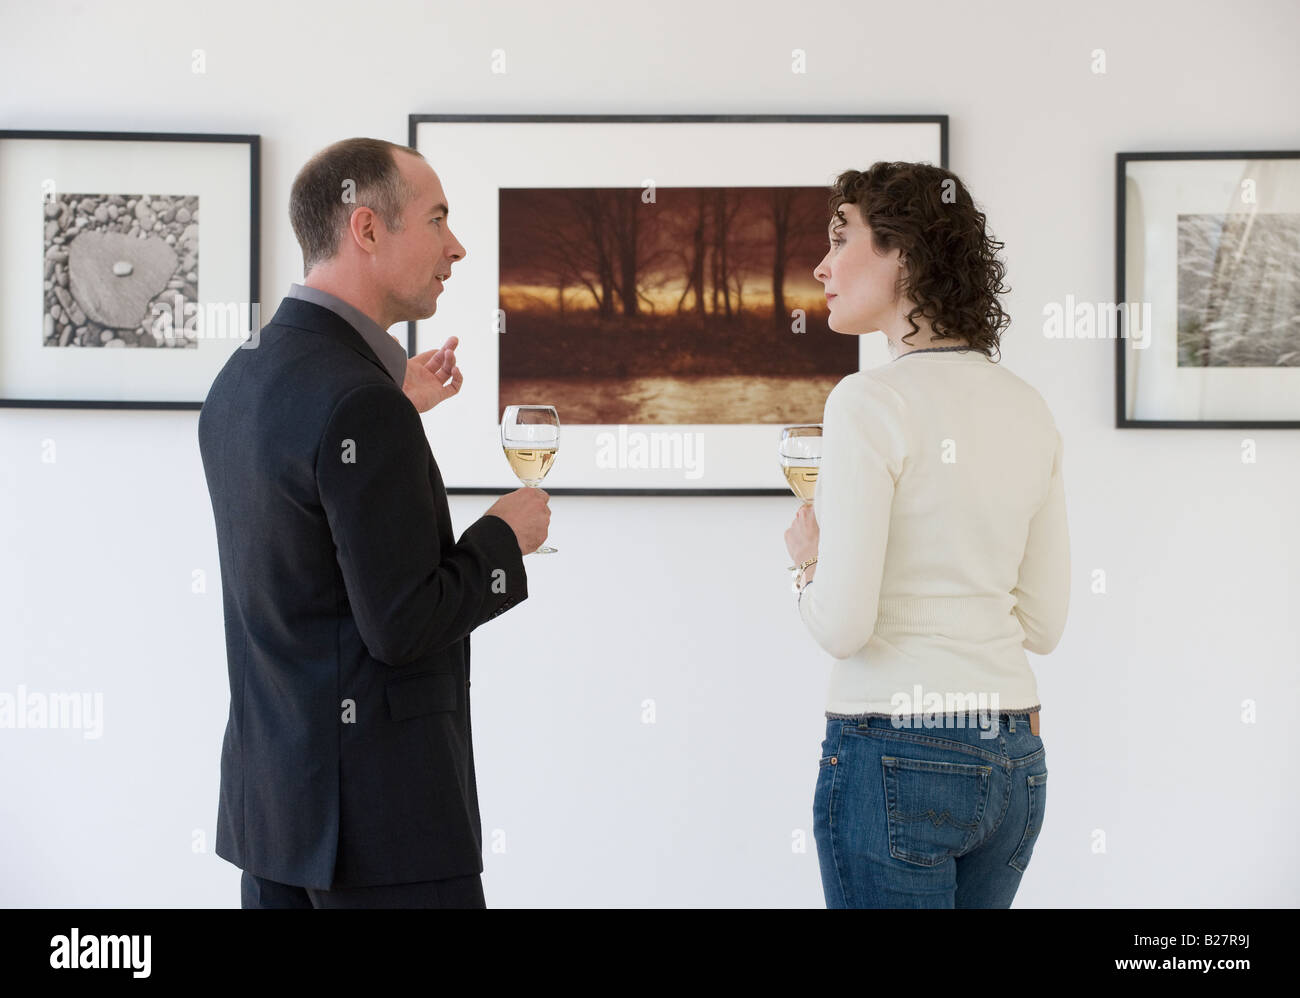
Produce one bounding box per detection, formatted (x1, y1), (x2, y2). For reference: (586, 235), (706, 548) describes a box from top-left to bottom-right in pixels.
(828, 162), (1010, 361)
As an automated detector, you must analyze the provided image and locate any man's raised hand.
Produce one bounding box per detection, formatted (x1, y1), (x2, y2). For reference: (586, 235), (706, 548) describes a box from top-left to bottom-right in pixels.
(402, 335), (463, 413)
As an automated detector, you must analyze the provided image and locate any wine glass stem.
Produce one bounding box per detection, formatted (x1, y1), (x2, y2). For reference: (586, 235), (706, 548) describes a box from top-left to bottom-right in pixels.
(527, 483), (556, 553)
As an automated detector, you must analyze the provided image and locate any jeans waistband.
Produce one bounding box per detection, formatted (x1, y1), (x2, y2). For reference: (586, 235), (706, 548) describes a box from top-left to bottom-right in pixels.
(828, 710), (1040, 736)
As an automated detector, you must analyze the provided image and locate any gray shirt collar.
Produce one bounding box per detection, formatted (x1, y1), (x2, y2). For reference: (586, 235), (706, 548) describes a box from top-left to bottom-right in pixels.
(287, 283), (408, 386)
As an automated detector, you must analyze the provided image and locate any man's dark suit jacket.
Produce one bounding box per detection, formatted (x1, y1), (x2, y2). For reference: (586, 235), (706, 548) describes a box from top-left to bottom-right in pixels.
(197, 295), (528, 889)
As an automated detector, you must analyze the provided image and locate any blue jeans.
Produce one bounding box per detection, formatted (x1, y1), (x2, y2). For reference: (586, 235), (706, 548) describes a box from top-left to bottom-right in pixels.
(813, 712), (1047, 908)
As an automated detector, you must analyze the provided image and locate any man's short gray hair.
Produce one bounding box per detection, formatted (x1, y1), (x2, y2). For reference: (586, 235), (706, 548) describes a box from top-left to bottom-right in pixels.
(289, 137), (424, 274)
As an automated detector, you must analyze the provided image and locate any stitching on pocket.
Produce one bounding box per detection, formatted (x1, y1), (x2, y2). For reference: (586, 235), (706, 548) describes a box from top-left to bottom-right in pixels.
(882, 755), (992, 868)
(1008, 769), (1048, 872)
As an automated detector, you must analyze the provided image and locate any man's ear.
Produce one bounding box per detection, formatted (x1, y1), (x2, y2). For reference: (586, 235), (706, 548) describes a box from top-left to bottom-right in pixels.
(348, 206), (378, 256)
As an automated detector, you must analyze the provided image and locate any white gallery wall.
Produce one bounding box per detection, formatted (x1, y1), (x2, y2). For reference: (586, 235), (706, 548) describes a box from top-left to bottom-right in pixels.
(2, 0), (1297, 907)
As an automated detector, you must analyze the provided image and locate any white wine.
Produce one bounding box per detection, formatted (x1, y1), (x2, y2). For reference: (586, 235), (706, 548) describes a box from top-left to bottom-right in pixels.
(783, 464), (818, 501)
(501, 404), (561, 554)
(504, 446), (557, 485)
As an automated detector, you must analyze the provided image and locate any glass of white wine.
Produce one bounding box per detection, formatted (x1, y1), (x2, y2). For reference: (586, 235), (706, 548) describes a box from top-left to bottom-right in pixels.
(501, 404), (559, 554)
(779, 424), (822, 505)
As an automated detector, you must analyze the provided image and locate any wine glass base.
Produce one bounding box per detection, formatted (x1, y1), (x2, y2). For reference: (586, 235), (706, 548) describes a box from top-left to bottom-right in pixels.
(534, 545), (557, 554)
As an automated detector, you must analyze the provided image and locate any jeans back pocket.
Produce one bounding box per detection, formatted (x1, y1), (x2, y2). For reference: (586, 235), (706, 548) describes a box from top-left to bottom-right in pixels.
(1008, 770), (1048, 873)
(882, 756), (993, 867)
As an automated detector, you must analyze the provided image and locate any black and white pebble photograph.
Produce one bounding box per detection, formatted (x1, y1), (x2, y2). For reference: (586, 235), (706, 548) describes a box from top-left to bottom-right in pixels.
(42, 193), (200, 348)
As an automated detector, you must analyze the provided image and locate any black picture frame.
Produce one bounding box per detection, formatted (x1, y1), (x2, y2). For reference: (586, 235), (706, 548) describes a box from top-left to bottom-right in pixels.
(1116, 149), (1300, 429)
(406, 113), (948, 495)
(0, 129), (260, 410)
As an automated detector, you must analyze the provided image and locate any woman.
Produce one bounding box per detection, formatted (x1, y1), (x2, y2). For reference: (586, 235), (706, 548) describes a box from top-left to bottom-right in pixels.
(785, 161), (1070, 908)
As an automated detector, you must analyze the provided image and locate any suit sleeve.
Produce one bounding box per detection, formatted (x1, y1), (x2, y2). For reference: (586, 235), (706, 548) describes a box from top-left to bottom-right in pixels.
(315, 382), (528, 667)
(798, 375), (907, 659)
(1011, 427), (1070, 654)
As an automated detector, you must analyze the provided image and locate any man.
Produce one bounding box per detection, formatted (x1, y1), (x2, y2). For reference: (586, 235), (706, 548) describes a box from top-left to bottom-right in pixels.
(197, 137), (550, 908)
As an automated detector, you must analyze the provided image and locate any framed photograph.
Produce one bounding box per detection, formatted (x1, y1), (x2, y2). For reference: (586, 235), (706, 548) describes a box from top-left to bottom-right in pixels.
(0, 130), (259, 409)
(408, 113), (947, 494)
(1116, 150), (1300, 428)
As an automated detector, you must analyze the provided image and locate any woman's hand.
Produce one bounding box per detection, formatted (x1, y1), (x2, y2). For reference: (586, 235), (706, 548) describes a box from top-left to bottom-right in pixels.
(402, 336), (463, 413)
(785, 503), (819, 582)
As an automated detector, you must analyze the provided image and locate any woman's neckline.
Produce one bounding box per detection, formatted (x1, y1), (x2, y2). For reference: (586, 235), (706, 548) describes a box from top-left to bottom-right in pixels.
(891, 345), (987, 362)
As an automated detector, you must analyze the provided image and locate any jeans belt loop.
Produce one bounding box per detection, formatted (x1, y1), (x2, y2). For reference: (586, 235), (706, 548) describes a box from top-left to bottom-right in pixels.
(1007, 713), (1016, 733)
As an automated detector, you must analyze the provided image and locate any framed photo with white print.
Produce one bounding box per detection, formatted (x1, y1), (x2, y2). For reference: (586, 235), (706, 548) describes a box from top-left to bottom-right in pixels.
(407, 113), (948, 494)
(0, 130), (259, 409)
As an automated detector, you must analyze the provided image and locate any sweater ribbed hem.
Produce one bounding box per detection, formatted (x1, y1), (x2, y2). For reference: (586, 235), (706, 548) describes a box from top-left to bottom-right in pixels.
(826, 703), (1041, 721)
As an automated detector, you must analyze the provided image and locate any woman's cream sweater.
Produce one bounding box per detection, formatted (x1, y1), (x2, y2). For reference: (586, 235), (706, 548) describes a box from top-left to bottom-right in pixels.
(797, 347), (1070, 719)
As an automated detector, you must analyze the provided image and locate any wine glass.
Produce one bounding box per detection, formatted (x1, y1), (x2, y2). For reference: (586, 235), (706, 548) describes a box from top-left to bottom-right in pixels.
(778, 424), (822, 506)
(500, 404), (559, 554)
